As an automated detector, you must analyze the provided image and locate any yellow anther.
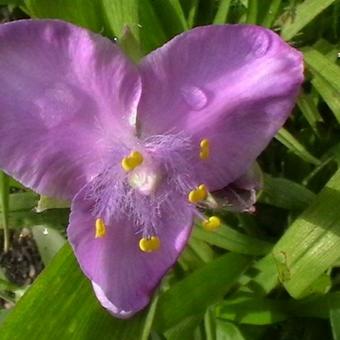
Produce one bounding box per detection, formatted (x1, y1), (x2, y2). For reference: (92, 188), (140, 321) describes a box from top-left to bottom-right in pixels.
(199, 138), (210, 160)
(121, 150), (144, 172)
(139, 236), (161, 253)
(188, 184), (208, 203)
(95, 218), (106, 238)
(203, 216), (221, 231)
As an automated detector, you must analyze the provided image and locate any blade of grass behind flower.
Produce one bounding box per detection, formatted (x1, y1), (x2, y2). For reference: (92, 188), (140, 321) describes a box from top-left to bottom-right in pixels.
(192, 224), (272, 256)
(245, 0), (258, 24)
(280, 0), (336, 41)
(330, 304), (340, 340)
(0, 171), (10, 252)
(144, 0), (187, 41)
(0, 244), (147, 340)
(24, 0), (167, 53)
(187, 0), (199, 28)
(213, 0), (232, 24)
(154, 253), (250, 332)
(312, 76), (340, 123)
(216, 293), (340, 325)
(303, 47), (340, 94)
(216, 320), (246, 340)
(306, 45), (340, 123)
(275, 128), (320, 165)
(297, 91), (323, 135)
(272, 168), (340, 298)
(261, 0), (282, 28)
(259, 174), (316, 210)
(24, 0), (106, 35)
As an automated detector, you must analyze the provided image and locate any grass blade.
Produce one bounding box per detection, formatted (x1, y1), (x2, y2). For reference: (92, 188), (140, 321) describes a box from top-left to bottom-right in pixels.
(272, 169), (340, 298)
(281, 0), (336, 40)
(276, 128), (320, 165)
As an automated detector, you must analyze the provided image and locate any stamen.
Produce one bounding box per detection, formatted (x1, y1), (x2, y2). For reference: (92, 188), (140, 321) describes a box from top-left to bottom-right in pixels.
(121, 151), (144, 172)
(139, 236), (161, 253)
(188, 184), (208, 203)
(95, 218), (106, 238)
(199, 138), (210, 160)
(203, 216), (221, 231)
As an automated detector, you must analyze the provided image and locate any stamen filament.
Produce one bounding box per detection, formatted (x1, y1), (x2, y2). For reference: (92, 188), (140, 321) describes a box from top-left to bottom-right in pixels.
(139, 236), (161, 253)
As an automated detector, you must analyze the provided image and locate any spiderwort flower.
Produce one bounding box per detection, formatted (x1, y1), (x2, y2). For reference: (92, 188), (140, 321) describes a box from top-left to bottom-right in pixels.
(0, 20), (303, 318)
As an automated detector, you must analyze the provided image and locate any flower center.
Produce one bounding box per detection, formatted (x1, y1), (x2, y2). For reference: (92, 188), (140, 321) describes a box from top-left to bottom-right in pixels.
(128, 165), (161, 195)
(90, 133), (222, 253)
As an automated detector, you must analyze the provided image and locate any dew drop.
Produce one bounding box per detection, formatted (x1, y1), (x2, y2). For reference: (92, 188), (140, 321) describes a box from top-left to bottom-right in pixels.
(181, 85), (208, 110)
(43, 228), (49, 235)
(252, 30), (271, 58)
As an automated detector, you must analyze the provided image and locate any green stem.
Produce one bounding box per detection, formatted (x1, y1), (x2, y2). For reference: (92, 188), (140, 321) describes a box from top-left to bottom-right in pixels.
(0, 171), (10, 253)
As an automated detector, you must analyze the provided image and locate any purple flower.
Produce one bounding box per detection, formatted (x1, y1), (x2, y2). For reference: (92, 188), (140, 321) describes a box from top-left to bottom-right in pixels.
(0, 20), (303, 318)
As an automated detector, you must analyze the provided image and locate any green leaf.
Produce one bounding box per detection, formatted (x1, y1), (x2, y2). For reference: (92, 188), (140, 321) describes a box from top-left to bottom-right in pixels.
(217, 296), (289, 325)
(304, 47), (340, 94)
(281, 0), (336, 41)
(246, 0), (258, 24)
(272, 169), (340, 298)
(154, 253), (251, 332)
(23, 0), (167, 54)
(213, 0), (232, 24)
(297, 91), (324, 135)
(31, 225), (66, 265)
(118, 26), (144, 63)
(330, 303), (340, 340)
(275, 128), (320, 165)
(187, 0), (199, 28)
(192, 224), (272, 256)
(312, 76), (340, 124)
(240, 254), (279, 296)
(0, 171), (10, 252)
(141, 294), (159, 340)
(24, 0), (107, 34)
(0, 244), (147, 340)
(216, 320), (246, 340)
(306, 45), (340, 123)
(150, 0), (188, 36)
(216, 293), (338, 325)
(0, 0), (23, 4)
(261, 0), (281, 28)
(102, 0), (167, 53)
(7, 192), (38, 212)
(259, 174), (316, 210)
(36, 195), (70, 212)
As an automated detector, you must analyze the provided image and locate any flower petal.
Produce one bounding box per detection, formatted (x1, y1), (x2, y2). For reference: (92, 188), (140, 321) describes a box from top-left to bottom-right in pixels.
(67, 184), (193, 317)
(0, 20), (141, 199)
(138, 25), (303, 191)
(213, 163), (263, 212)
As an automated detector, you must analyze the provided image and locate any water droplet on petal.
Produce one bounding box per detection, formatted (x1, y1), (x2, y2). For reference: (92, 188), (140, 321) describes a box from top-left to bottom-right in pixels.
(252, 30), (271, 58)
(181, 85), (208, 110)
(43, 228), (49, 235)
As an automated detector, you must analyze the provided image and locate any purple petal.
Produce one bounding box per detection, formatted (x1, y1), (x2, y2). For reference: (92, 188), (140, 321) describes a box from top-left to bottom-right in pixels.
(213, 163), (263, 212)
(67, 183), (193, 318)
(137, 25), (303, 191)
(0, 20), (141, 199)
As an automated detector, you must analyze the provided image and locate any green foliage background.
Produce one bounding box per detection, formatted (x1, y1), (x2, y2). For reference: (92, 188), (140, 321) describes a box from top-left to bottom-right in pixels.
(1, 0), (340, 339)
